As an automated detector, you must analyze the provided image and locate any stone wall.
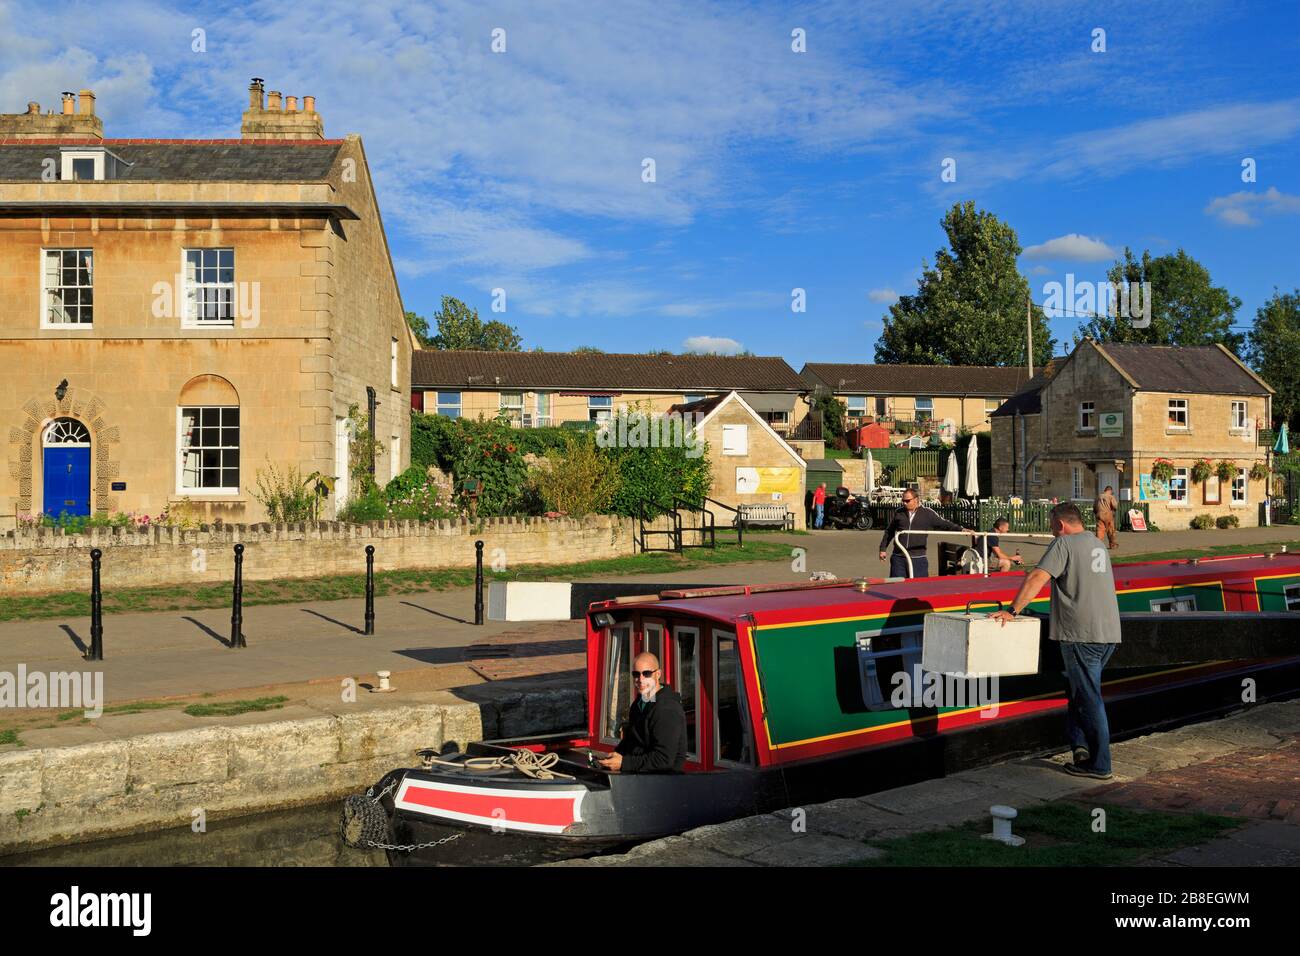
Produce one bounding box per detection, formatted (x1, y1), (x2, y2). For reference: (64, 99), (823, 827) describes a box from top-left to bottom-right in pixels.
(0, 515), (636, 595)
(0, 686), (586, 853)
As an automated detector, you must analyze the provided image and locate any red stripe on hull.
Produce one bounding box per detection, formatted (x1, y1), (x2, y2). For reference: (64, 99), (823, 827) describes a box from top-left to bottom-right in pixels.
(400, 783), (581, 829)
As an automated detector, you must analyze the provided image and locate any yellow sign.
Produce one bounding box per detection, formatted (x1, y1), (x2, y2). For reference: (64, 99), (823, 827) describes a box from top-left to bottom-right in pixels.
(736, 466), (802, 496)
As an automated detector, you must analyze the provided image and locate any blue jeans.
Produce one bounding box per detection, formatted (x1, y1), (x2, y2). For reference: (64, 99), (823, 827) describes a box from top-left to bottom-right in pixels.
(814, 503), (824, 528)
(1060, 642), (1117, 773)
(889, 552), (928, 578)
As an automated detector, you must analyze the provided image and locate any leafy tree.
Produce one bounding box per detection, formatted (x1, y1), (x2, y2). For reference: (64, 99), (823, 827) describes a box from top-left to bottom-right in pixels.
(813, 392), (848, 448)
(1076, 248), (1243, 352)
(1246, 289), (1300, 427)
(430, 296), (522, 351)
(573, 345), (605, 354)
(405, 310), (432, 346)
(875, 201), (1054, 367)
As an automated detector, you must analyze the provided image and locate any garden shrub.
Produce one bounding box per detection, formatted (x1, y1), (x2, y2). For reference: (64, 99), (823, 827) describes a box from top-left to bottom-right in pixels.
(530, 435), (622, 517)
(1190, 514), (1215, 530)
(1215, 514), (1239, 529)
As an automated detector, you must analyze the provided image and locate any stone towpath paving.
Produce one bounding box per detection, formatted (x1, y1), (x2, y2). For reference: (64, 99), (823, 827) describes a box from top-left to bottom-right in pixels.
(545, 698), (1300, 867)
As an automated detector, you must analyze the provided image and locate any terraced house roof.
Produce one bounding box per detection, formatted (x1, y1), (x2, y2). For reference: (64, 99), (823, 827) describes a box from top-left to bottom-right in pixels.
(412, 350), (809, 392)
(0, 141), (344, 181)
(800, 362), (1030, 396)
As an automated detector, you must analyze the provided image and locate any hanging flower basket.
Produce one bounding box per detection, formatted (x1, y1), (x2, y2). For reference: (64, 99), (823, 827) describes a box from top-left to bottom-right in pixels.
(1150, 458), (1176, 484)
(1249, 461), (1269, 482)
(1189, 458), (1212, 484)
(1215, 459), (1236, 483)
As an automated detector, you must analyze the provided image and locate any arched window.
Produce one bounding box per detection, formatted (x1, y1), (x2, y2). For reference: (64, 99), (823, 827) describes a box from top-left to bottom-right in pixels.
(177, 376), (240, 494)
(43, 418), (91, 446)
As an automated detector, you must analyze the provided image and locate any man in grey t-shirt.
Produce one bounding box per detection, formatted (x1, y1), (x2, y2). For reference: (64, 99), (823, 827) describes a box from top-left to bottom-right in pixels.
(992, 502), (1121, 779)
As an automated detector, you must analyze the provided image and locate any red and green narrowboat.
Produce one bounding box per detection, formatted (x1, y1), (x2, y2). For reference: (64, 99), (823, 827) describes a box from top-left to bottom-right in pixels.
(346, 552), (1300, 865)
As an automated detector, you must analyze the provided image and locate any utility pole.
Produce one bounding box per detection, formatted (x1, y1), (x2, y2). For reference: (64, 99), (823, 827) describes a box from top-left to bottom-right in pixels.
(1026, 295), (1034, 378)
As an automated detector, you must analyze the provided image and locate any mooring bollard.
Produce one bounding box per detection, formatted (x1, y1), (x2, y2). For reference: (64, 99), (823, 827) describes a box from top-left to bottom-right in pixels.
(364, 545), (376, 635)
(87, 548), (104, 661)
(474, 539), (485, 626)
(231, 543), (246, 648)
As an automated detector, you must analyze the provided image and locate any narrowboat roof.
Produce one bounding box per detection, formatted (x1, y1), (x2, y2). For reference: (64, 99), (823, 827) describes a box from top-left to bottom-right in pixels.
(592, 553), (1300, 626)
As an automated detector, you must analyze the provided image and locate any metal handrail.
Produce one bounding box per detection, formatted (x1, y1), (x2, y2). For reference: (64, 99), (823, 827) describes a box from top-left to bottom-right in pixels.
(886, 529), (1055, 579)
(674, 496), (715, 550)
(702, 496), (744, 548)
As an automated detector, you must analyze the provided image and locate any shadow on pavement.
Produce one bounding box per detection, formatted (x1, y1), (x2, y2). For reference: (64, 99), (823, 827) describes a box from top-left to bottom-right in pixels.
(181, 615), (233, 648)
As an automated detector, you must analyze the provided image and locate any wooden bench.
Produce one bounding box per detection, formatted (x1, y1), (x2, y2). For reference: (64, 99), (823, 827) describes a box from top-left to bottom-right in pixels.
(737, 503), (794, 530)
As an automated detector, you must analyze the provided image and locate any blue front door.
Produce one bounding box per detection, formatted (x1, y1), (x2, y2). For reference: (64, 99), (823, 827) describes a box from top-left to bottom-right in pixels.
(43, 446), (91, 518)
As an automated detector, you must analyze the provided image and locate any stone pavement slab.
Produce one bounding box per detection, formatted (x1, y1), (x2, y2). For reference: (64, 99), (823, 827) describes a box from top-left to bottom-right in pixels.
(794, 798), (907, 842)
(745, 833), (884, 866)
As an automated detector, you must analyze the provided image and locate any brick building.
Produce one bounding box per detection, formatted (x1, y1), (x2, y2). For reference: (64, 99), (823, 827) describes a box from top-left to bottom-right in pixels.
(0, 81), (412, 529)
(411, 349), (818, 451)
(990, 339), (1273, 527)
(800, 362), (1028, 443)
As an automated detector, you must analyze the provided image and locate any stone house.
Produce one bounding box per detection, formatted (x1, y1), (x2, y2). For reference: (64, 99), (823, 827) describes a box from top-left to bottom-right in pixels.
(412, 350), (821, 456)
(670, 390), (809, 529)
(0, 81), (413, 529)
(990, 339), (1273, 528)
(800, 362), (1029, 443)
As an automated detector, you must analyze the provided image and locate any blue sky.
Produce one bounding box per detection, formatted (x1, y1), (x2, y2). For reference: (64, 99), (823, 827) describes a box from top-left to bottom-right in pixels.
(3, 0), (1298, 365)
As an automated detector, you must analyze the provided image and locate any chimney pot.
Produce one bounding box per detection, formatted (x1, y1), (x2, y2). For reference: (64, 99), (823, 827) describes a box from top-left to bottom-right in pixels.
(303, 95), (315, 113)
(248, 77), (265, 110)
(286, 95), (298, 112)
(61, 92), (75, 115)
(77, 89), (96, 116)
(267, 90), (282, 111)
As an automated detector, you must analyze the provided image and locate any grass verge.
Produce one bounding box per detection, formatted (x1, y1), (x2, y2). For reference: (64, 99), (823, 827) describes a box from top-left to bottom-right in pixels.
(0, 539), (793, 622)
(854, 802), (1238, 866)
(182, 695), (289, 718)
(0, 728), (21, 747)
(1119, 540), (1300, 564)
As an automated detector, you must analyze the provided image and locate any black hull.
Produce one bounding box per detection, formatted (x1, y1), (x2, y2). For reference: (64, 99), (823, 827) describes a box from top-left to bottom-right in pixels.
(377, 655), (1300, 865)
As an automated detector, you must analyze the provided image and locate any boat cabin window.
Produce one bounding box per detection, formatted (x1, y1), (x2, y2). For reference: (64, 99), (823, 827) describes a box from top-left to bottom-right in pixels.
(602, 623), (633, 743)
(673, 626), (700, 759)
(1150, 596), (1197, 613)
(714, 631), (754, 765)
(643, 622), (664, 662)
(1284, 585), (1300, 612)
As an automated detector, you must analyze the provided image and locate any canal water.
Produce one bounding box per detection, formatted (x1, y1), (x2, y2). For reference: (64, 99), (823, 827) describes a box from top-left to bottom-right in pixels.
(1, 802), (389, 868)
(1, 801), (617, 867)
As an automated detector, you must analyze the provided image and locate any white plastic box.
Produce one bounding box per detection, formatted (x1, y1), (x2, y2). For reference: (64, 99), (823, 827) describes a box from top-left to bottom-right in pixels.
(921, 611), (1041, 676)
(487, 581), (572, 622)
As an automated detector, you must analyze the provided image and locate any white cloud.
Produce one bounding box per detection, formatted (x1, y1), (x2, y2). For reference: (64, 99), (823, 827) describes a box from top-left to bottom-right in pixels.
(867, 288), (899, 303)
(682, 335), (743, 355)
(1022, 234), (1118, 262)
(1204, 187), (1300, 227)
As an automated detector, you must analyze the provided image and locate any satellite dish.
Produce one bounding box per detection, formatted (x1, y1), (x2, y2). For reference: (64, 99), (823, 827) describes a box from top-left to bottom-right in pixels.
(958, 548), (985, 575)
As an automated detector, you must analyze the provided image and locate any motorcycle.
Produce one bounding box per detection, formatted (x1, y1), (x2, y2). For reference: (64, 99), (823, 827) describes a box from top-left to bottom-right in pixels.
(823, 486), (873, 530)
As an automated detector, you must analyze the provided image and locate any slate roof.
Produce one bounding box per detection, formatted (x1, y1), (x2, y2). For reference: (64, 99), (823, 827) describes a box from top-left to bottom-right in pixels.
(0, 141), (343, 181)
(800, 363), (1030, 396)
(412, 351), (809, 392)
(1096, 343), (1271, 396)
(990, 359), (1064, 417)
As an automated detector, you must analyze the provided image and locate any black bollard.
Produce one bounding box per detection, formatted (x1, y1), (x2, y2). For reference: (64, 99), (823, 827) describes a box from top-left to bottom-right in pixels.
(474, 539), (485, 626)
(87, 548), (104, 661)
(364, 545), (375, 635)
(231, 543), (246, 648)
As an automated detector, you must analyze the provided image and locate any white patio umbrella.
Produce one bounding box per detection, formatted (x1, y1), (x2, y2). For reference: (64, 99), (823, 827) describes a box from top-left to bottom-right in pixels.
(865, 448), (876, 494)
(964, 437), (980, 499)
(942, 447), (960, 494)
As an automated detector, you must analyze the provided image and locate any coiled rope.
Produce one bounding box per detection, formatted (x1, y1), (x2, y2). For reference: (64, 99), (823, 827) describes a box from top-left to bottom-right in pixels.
(423, 749), (574, 780)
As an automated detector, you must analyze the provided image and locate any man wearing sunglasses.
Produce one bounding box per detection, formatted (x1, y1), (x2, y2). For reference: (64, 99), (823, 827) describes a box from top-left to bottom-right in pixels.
(596, 652), (687, 774)
(877, 489), (973, 578)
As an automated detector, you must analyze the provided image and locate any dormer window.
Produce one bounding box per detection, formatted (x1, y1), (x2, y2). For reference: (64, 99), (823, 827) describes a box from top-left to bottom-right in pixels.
(59, 147), (130, 181)
(61, 150), (104, 181)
